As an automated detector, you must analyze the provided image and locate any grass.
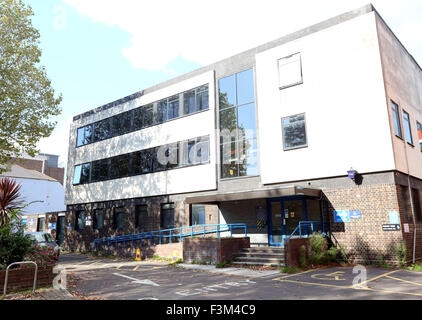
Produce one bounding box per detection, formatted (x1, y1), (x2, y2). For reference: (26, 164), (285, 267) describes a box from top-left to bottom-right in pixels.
(407, 262), (422, 272)
(151, 254), (173, 262)
(280, 266), (302, 274)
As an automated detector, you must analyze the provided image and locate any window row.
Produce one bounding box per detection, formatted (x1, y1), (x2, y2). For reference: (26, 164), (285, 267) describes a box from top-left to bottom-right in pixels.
(391, 100), (422, 151)
(74, 204), (206, 231)
(73, 135), (210, 185)
(76, 85), (209, 147)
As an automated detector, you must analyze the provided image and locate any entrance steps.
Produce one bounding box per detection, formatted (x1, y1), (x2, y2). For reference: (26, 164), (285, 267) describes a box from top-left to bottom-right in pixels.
(232, 247), (285, 267)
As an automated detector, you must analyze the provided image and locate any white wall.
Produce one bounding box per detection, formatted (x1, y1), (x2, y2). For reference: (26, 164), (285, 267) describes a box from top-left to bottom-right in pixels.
(66, 71), (217, 205)
(256, 12), (394, 185)
(17, 178), (66, 214)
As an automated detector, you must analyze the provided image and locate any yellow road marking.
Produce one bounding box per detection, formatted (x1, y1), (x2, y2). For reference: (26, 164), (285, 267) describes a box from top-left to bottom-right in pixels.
(311, 271), (346, 281)
(273, 268), (320, 281)
(360, 286), (422, 297)
(116, 264), (126, 270)
(277, 278), (352, 289)
(352, 269), (400, 288)
(385, 275), (422, 287)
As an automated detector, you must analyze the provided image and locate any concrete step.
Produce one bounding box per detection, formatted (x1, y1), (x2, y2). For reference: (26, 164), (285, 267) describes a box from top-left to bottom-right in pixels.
(235, 252), (285, 258)
(234, 256), (285, 263)
(232, 261), (285, 267)
(242, 248), (284, 254)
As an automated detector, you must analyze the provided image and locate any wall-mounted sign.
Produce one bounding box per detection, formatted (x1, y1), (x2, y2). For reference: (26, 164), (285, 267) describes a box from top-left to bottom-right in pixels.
(403, 223), (410, 233)
(284, 209), (289, 219)
(48, 223), (57, 230)
(350, 210), (361, 219)
(389, 211), (400, 224)
(334, 210), (350, 223)
(382, 224), (400, 231)
(28, 218), (36, 226)
(85, 216), (92, 226)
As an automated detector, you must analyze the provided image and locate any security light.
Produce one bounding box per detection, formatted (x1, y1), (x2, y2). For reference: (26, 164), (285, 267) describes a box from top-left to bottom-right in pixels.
(347, 168), (357, 180)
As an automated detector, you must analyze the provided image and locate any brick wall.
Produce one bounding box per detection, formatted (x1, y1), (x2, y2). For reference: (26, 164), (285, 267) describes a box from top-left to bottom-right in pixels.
(323, 183), (421, 264)
(0, 266), (55, 294)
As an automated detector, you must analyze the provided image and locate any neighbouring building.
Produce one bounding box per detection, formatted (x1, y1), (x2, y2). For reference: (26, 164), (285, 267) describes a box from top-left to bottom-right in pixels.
(60, 4), (422, 264)
(0, 162), (66, 233)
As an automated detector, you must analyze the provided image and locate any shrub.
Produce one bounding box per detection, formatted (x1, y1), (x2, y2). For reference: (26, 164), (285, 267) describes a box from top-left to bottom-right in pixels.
(216, 261), (228, 268)
(393, 241), (407, 268)
(280, 266), (301, 274)
(0, 224), (33, 269)
(309, 232), (339, 265)
(25, 245), (59, 268)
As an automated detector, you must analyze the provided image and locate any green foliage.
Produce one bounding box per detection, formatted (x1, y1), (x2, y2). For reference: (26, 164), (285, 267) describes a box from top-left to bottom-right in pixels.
(0, 0), (62, 171)
(393, 241), (407, 268)
(407, 262), (422, 272)
(0, 178), (22, 227)
(0, 223), (32, 269)
(151, 254), (172, 262)
(299, 245), (307, 268)
(216, 261), (228, 268)
(309, 232), (339, 265)
(280, 265), (301, 274)
(376, 250), (391, 268)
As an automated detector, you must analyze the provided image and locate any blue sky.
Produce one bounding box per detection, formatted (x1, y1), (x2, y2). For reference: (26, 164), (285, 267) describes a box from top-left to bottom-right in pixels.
(25, 0), (422, 168)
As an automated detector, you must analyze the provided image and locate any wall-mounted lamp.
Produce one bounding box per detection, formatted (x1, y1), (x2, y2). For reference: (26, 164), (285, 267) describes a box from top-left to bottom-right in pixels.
(347, 168), (357, 180)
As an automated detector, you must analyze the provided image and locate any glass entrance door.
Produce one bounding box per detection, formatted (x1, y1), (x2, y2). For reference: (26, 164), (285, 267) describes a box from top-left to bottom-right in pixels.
(283, 199), (304, 238)
(269, 201), (283, 245)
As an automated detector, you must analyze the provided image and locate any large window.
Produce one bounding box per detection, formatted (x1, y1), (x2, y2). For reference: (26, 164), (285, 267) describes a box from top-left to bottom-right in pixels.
(391, 101), (402, 139)
(219, 68), (258, 178)
(73, 135), (210, 185)
(278, 53), (303, 90)
(161, 204), (174, 229)
(75, 211), (85, 231)
(114, 207), (125, 230)
(93, 209), (104, 230)
(417, 122), (422, 152)
(37, 217), (45, 232)
(403, 110), (413, 145)
(191, 205), (205, 225)
(76, 85), (209, 147)
(282, 114), (307, 150)
(400, 186), (413, 223)
(135, 205), (148, 229)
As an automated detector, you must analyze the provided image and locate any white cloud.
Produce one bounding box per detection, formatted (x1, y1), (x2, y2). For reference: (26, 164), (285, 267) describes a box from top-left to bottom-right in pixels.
(61, 0), (422, 71)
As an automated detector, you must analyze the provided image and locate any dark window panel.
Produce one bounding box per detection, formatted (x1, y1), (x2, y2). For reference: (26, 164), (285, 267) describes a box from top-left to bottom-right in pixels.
(135, 205), (148, 229)
(403, 110), (413, 145)
(75, 211), (85, 231)
(191, 205), (205, 225)
(114, 207), (125, 230)
(93, 118), (112, 142)
(184, 89), (196, 115)
(168, 95), (179, 120)
(161, 204), (174, 229)
(84, 125), (93, 145)
(94, 209), (104, 230)
(391, 101), (402, 138)
(282, 114), (307, 150)
(156, 100), (168, 124)
(143, 105), (154, 128)
(110, 155), (130, 179)
(196, 86), (209, 111)
(132, 108), (143, 131)
(91, 159), (109, 182)
(80, 163), (91, 184)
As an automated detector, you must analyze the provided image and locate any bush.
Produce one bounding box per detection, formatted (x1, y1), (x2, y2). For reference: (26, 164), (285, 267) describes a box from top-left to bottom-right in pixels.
(0, 224), (33, 269)
(309, 232), (339, 265)
(393, 241), (407, 268)
(25, 245), (58, 268)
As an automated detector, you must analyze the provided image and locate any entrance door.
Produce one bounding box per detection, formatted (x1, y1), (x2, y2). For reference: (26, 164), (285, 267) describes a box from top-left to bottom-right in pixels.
(267, 196), (307, 246)
(56, 216), (65, 246)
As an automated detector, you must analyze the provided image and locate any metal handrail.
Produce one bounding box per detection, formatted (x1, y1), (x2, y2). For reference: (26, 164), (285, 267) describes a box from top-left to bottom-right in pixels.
(3, 261), (38, 296)
(93, 223), (247, 250)
(285, 221), (322, 242)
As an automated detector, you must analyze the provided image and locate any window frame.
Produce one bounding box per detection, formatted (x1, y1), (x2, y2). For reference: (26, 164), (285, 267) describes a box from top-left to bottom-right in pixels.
(277, 52), (303, 90)
(391, 100), (403, 139)
(402, 110), (414, 146)
(113, 207), (125, 230)
(160, 203), (175, 229)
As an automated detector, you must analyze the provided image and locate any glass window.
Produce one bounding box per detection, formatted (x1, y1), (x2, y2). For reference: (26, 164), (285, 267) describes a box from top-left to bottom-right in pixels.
(417, 122), (422, 152)
(153, 146), (167, 172)
(403, 110), (413, 145)
(110, 155), (130, 179)
(94, 209), (104, 230)
(73, 163), (91, 185)
(236, 69), (255, 105)
(75, 211), (85, 230)
(218, 74), (236, 109)
(156, 100), (168, 123)
(184, 90), (196, 115)
(76, 125), (93, 147)
(114, 207), (125, 230)
(219, 68), (257, 179)
(191, 205), (205, 225)
(282, 114), (307, 150)
(135, 205), (147, 229)
(113, 111), (132, 136)
(168, 95), (179, 120)
(278, 53), (302, 89)
(143, 105), (154, 127)
(76, 127), (85, 147)
(196, 136), (210, 164)
(37, 217), (45, 232)
(132, 149), (154, 175)
(391, 101), (402, 138)
(93, 118), (112, 142)
(91, 159), (109, 182)
(161, 204), (174, 229)
(132, 108), (142, 131)
(196, 86), (209, 111)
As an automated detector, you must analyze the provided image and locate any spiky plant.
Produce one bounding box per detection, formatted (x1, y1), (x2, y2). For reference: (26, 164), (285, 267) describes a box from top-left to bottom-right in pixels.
(0, 177), (23, 227)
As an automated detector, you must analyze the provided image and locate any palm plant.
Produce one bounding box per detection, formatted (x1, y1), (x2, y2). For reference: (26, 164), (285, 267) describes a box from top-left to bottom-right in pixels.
(0, 177), (23, 227)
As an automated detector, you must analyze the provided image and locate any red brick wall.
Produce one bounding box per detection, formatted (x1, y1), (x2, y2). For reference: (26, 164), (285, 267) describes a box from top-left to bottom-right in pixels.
(0, 266), (55, 294)
(285, 238), (311, 267)
(217, 237), (250, 263)
(324, 183), (422, 264)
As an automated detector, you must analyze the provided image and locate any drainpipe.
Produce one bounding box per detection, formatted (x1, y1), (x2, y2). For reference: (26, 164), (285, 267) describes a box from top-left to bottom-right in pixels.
(402, 139), (417, 264)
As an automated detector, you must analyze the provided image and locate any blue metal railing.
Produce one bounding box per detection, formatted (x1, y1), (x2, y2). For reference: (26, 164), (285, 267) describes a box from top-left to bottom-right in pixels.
(93, 223), (247, 250)
(285, 221), (323, 242)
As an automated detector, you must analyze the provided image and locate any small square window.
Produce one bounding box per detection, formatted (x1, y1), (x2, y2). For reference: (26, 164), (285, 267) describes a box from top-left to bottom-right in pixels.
(282, 114), (307, 150)
(278, 53), (303, 90)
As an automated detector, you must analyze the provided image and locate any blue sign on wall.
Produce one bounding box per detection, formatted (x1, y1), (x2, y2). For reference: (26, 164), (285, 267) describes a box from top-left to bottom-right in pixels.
(389, 211), (400, 224)
(334, 210), (350, 222)
(350, 210), (361, 219)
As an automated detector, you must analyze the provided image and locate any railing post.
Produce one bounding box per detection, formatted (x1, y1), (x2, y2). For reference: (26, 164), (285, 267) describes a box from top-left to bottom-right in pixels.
(169, 230), (172, 243)
(203, 225), (205, 238)
(230, 225), (232, 237)
(191, 226), (194, 237)
(244, 224), (247, 237)
(217, 224), (220, 239)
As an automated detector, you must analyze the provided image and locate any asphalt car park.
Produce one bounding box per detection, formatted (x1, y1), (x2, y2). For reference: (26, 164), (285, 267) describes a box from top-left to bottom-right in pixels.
(59, 254), (422, 300)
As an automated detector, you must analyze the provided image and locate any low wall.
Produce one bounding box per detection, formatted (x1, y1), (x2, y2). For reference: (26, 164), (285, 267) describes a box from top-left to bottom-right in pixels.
(285, 238), (311, 267)
(94, 242), (183, 260)
(0, 266), (56, 294)
(183, 237), (250, 264)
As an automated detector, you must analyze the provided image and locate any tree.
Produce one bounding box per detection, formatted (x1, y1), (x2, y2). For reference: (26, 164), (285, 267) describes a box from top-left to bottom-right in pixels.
(0, 0), (62, 173)
(0, 177), (22, 227)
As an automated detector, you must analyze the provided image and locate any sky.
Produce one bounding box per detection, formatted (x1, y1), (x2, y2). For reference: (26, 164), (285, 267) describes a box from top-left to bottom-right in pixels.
(25, 0), (422, 169)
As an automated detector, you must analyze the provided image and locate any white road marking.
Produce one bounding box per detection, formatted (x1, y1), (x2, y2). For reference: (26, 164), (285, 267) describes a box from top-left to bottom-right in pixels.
(113, 273), (160, 286)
